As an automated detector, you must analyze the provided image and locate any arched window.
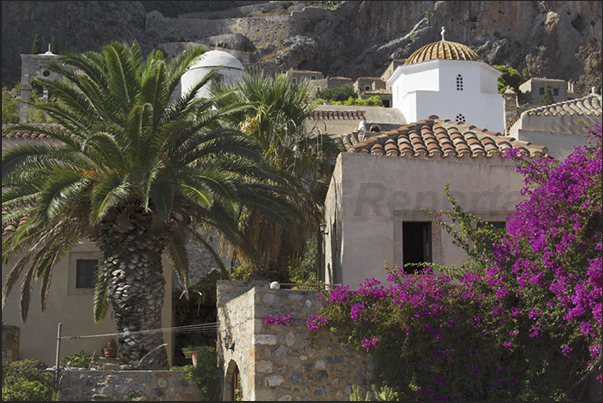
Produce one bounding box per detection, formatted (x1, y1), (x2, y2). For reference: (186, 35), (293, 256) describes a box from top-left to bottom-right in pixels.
(456, 74), (463, 91)
(456, 113), (466, 123)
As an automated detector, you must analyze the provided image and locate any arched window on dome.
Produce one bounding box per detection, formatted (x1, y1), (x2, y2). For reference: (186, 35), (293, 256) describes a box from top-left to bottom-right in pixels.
(456, 74), (464, 91)
(456, 113), (466, 123)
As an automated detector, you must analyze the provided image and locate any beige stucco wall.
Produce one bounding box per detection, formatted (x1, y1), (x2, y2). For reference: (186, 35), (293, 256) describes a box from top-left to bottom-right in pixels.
(508, 114), (598, 160)
(1, 240), (174, 367)
(513, 129), (591, 161)
(324, 152), (526, 288)
(510, 114), (600, 137)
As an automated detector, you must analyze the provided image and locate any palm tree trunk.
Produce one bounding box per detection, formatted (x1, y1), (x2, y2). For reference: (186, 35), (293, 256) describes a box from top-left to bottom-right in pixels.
(97, 210), (169, 370)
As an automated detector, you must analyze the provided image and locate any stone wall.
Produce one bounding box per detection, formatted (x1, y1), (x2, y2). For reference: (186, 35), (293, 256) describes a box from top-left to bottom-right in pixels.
(57, 369), (200, 401)
(2, 325), (20, 365)
(217, 281), (375, 401)
(145, 6), (332, 49)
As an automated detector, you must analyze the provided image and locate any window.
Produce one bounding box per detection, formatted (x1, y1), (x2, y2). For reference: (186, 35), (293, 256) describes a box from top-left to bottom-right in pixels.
(539, 87), (545, 95)
(311, 76), (316, 80)
(76, 259), (98, 288)
(365, 86), (370, 91)
(553, 88), (559, 96)
(456, 74), (463, 91)
(456, 113), (466, 123)
(402, 222), (432, 272)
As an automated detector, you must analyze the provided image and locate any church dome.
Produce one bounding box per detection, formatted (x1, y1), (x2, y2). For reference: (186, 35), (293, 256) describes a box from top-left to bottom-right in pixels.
(189, 50), (244, 70)
(404, 40), (481, 65)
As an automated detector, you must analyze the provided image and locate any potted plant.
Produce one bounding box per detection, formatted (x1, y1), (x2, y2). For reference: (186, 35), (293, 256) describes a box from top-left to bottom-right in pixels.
(102, 338), (118, 357)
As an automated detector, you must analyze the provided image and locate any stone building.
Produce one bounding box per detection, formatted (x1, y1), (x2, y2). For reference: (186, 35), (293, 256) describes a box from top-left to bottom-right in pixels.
(19, 46), (62, 121)
(353, 77), (391, 107)
(519, 77), (576, 104)
(216, 280), (374, 401)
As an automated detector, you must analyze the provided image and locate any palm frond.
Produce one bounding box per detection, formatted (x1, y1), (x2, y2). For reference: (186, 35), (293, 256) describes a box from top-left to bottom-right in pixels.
(93, 262), (109, 323)
(90, 171), (130, 223)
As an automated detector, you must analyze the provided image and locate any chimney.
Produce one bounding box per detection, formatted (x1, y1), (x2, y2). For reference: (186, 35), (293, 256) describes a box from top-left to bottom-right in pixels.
(502, 88), (518, 134)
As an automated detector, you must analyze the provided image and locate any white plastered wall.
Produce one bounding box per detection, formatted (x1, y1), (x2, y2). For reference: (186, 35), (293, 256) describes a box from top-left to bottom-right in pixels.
(391, 60), (504, 132)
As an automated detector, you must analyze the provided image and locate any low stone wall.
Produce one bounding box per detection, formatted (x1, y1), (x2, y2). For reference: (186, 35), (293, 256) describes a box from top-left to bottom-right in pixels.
(217, 281), (376, 401)
(57, 369), (200, 401)
(2, 325), (20, 365)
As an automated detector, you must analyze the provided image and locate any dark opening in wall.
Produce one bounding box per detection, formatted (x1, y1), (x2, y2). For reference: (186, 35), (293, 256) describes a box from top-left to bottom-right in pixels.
(402, 222), (432, 272)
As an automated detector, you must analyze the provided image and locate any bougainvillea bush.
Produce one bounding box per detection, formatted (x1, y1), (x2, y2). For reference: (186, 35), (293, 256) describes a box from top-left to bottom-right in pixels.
(307, 125), (602, 400)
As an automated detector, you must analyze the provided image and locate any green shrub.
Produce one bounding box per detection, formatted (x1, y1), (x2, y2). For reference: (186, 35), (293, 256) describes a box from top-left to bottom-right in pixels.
(230, 265), (254, 280)
(315, 84), (357, 102)
(2, 86), (20, 124)
(2, 378), (54, 401)
(281, 1), (293, 9)
(2, 359), (55, 401)
(60, 350), (96, 368)
(289, 237), (318, 285)
(183, 346), (219, 401)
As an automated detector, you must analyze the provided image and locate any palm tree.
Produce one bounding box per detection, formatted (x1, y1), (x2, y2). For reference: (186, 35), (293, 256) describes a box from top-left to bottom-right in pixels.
(2, 41), (297, 369)
(212, 70), (341, 281)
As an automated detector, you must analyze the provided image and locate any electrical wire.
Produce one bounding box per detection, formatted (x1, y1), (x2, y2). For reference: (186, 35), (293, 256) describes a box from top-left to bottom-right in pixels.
(60, 322), (221, 340)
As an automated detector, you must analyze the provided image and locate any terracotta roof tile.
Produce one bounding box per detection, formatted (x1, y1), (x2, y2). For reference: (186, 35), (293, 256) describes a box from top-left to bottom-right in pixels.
(310, 110), (366, 120)
(2, 124), (67, 141)
(341, 117), (548, 159)
(525, 94), (601, 117)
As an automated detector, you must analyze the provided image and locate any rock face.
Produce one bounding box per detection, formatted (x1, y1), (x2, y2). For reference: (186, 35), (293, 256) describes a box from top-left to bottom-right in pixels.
(2, 1), (602, 95)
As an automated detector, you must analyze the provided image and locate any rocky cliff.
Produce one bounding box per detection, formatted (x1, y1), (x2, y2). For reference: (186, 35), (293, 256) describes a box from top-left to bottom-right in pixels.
(2, 1), (601, 95)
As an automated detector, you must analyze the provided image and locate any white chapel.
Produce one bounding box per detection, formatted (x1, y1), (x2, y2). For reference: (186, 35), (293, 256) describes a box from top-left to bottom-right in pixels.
(389, 28), (505, 133)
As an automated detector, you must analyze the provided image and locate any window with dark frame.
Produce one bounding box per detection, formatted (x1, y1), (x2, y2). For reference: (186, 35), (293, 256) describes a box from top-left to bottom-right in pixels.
(76, 259), (98, 288)
(553, 88), (559, 96)
(402, 222), (432, 273)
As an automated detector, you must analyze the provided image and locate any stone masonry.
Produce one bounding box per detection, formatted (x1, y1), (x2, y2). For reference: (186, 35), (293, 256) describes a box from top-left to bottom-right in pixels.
(57, 369), (200, 401)
(217, 280), (376, 401)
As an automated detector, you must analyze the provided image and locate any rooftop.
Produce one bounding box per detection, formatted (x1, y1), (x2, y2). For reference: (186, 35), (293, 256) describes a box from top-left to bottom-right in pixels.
(337, 116), (548, 159)
(404, 40), (481, 65)
(524, 94), (601, 117)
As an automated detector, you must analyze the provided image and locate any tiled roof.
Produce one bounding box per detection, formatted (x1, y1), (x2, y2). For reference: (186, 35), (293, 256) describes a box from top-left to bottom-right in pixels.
(292, 69), (323, 74)
(2, 124), (67, 141)
(310, 110), (366, 120)
(405, 40), (481, 65)
(2, 215), (28, 236)
(337, 117), (548, 158)
(506, 114), (521, 133)
(524, 94), (601, 117)
(526, 77), (568, 83)
(363, 89), (392, 95)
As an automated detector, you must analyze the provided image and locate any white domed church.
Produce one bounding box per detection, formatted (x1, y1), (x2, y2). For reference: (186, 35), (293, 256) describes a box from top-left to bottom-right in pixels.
(180, 49), (245, 99)
(388, 29), (505, 133)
